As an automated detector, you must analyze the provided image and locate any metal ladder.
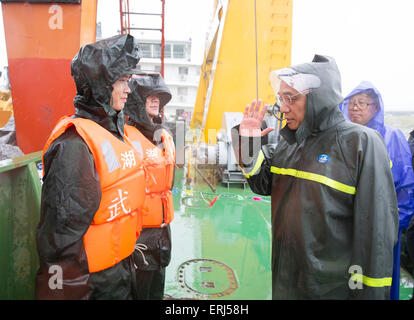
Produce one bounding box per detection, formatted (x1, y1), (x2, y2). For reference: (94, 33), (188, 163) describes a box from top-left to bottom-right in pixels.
(119, 0), (166, 78)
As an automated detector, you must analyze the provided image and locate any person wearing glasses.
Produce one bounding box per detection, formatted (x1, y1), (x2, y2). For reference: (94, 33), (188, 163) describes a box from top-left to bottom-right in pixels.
(232, 55), (398, 299)
(339, 81), (414, 299)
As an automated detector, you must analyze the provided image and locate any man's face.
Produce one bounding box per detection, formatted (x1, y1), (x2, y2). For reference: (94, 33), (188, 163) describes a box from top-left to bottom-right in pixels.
(277, 81), (307, 130)
(348, 93), (379, 126)
(111, 75), (131, 111)
(146, 95), (160, 119)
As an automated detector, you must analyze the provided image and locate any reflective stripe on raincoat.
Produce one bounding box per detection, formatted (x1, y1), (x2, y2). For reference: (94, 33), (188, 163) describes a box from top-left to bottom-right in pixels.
(232, 55), (399, 299)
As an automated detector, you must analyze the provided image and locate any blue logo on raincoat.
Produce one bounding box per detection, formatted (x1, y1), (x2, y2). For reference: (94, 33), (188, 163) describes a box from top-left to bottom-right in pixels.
(318, 154), (330, 163)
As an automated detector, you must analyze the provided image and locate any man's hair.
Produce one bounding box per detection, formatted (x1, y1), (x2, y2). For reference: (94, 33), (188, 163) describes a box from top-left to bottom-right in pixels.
(356, 89), (379, 106)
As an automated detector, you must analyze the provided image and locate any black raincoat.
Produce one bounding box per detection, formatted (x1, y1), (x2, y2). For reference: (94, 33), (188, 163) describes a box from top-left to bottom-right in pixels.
(124, 74), (173, 299)
(232, 55), (399, 299)
(35, 34), (141, 300)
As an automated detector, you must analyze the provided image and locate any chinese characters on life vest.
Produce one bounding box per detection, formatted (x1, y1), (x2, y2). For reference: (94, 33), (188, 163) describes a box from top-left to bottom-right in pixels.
(107, 189), (131, 222)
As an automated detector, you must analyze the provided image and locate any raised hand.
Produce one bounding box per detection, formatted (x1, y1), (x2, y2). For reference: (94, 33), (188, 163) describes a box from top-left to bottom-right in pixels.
(239, 99), (274, 137)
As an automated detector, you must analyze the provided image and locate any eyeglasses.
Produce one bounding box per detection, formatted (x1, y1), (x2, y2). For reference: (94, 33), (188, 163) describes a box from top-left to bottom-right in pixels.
(276, 92), (303, 106)
(271, 90), (307, 120)
(348, 100), (376, 110)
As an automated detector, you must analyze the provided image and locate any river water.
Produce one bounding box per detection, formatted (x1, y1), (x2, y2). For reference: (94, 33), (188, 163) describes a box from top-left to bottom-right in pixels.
(385, 112), (414, 139)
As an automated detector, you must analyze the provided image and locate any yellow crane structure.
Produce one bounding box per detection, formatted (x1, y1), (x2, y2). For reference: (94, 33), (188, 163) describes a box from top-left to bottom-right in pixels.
(190, 0), (293, 144)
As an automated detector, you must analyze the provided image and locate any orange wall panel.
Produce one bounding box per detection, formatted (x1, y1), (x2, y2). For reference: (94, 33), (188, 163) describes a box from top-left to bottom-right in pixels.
(1, 1), (96, 153)
(8, 57), (76, 153)
(2, 3), (81, 60)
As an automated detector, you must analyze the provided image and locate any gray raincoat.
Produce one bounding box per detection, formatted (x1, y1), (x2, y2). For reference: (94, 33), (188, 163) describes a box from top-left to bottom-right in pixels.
(232, 55), (399, 299)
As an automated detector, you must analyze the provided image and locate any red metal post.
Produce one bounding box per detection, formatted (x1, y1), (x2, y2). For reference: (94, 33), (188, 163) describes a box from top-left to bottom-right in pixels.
(126, 0), (130, 34)
(160, 0), (166, 121)
(119, 0), (124, 34)
(161, 0), (165, 78)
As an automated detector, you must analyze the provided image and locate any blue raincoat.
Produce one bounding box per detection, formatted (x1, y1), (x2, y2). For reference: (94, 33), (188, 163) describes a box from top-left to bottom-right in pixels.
(341, 81), (414, 300)
(340, 81), (414, 230)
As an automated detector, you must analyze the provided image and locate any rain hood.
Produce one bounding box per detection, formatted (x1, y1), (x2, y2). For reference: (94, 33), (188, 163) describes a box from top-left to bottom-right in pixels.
(340, 81), (414, 228)
(71, 34), (141, 137)
(339, 81), (385, 135)
(278, 55), (346, 145)
(124, 74), (171, 142)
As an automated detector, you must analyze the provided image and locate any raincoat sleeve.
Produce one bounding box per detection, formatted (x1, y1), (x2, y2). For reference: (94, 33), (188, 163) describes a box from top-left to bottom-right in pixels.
(231, 124), (275, 195)
(346, 130), (399, 300)
(35, 127), (101, 300)
(387, 130), (414, 229)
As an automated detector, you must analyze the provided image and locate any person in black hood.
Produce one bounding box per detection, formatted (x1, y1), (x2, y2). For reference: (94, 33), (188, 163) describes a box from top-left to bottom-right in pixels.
(232, 55), (398, 299)
(125, 73), (172, 141)
(35, 34), (144, 300)
(124, 73), (174, 300)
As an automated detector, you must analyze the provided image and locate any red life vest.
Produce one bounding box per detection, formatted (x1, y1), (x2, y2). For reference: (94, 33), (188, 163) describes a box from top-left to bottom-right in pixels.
(124, 125), (175, 228)
(43, 116), (146, 273)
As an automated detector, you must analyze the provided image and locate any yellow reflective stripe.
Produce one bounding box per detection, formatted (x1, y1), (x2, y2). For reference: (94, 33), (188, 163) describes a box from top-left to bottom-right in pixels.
(244, 150), (265, 178)
(270, 166), (356, 195)
(390, 160), (392, 168)
(350, 273), (392, 287)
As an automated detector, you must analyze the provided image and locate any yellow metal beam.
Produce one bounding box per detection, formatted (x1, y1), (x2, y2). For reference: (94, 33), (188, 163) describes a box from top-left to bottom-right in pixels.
(191, 0), (292, 143)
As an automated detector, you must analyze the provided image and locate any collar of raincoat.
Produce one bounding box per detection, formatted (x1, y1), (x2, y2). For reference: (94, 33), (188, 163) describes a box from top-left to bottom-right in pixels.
(280, 55), (346, 145)
(339, 81), (385, 137)
(71, 34), (141, 137)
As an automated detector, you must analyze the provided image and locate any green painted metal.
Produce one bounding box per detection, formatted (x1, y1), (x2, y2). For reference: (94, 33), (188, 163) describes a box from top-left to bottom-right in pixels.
(165, 168), (272, 299)
(0, 151), (42, 299)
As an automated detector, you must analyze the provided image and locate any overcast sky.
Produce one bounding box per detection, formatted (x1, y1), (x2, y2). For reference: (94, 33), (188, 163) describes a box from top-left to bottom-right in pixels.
(1, 0), (414, 111)
(292, 0), (414, 111)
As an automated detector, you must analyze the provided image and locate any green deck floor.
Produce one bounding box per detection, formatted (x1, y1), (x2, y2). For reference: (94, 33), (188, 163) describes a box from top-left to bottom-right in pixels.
(165, 168), (414, 300)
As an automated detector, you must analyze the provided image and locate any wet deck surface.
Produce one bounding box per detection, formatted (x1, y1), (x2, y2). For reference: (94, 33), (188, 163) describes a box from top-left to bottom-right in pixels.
(165, 168), (272, 299)
(165, 168), (413, 300)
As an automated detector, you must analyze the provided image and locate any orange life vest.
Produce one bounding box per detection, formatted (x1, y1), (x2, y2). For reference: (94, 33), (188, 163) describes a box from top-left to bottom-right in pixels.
(43, 116), (146, 273)
(124, 125), (175, 228)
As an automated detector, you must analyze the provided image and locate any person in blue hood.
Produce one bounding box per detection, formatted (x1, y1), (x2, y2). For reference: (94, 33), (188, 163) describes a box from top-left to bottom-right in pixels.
(340, 81), (414, 299)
